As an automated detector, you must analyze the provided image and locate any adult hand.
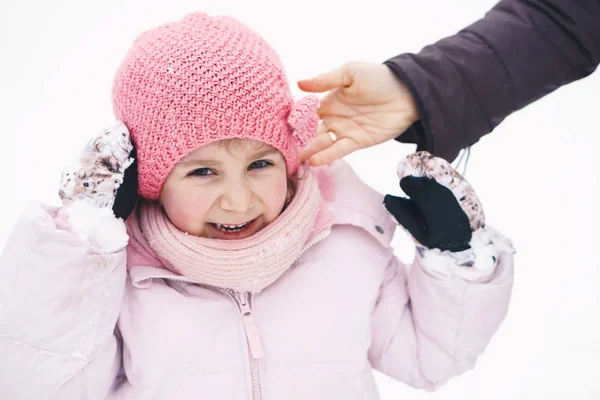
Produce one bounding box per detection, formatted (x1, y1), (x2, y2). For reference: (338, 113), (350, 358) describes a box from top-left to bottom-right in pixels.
(297, 61), (420, 166)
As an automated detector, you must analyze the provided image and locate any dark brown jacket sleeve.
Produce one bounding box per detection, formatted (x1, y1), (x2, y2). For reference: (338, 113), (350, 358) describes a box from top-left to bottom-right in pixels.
(385, 0), (600, 161)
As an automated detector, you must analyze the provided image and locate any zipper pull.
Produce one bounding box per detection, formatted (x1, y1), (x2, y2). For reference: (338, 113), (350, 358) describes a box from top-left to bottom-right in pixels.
(234, 292), (264, 359)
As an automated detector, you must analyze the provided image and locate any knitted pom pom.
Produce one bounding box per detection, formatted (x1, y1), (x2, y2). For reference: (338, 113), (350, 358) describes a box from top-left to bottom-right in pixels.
(288, 95), (319, 147)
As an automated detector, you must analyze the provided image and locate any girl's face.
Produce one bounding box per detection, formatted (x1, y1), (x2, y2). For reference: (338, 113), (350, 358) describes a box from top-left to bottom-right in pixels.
(159, 139), (289, 239)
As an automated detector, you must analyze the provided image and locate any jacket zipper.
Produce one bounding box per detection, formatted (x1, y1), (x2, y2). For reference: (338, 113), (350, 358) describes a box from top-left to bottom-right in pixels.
(156, 228), (332, 399)
(224, 290), (263, 400)
(226, 230), (331, 399)
(297, 229), (331, 258)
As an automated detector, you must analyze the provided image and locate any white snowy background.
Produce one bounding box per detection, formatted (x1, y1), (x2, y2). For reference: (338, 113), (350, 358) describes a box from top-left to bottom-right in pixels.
(1, 0), (598, 398)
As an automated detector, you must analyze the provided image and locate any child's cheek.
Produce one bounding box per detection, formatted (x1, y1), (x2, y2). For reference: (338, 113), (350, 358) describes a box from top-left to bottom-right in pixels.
(260, 174), (288, 213)
(162, 188), (213, 232)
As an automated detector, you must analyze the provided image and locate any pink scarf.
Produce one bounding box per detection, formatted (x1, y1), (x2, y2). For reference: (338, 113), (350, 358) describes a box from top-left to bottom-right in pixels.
(126, 168), (325, 293)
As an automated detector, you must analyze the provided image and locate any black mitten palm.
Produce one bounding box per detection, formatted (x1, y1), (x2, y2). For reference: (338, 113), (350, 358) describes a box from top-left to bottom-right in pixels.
(112, 146), (138, 220)
(384, 176), (471, 252)
(383, 151), (485, 253)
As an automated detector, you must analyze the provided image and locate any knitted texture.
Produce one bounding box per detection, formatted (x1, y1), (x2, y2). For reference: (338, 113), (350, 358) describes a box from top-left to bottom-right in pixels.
(126, 167), (322, 293)
(112, 12), (319, 200)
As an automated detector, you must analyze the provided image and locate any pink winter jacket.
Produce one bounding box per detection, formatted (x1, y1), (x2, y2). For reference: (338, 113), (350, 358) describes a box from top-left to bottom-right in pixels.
(0, 160), (515, 399)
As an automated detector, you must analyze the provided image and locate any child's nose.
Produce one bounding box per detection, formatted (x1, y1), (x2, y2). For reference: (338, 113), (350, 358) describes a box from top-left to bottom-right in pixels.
(219, 181), (254, 213)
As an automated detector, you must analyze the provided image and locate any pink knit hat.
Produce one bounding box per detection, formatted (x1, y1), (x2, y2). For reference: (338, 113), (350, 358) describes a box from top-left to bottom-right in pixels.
(111, 12), (319, 200)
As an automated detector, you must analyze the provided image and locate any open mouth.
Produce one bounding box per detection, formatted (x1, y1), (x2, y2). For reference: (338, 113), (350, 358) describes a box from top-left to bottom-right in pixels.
(211, 220), (253, 233)
(208, 218), (258, 239)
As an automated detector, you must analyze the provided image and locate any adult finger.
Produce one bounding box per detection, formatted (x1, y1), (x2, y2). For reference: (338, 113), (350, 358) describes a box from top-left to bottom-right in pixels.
(307, 137), (361, 166)
(300, 130), (337, 161)
(301, 115), (357, 161)
(297, 66), (353, 93)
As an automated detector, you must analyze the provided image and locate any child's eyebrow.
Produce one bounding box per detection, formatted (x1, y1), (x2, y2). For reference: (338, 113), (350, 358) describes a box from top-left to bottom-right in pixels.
(179, 159), (220, 167)
(249, 148), (279, 159)
(178, 148), (279, 167)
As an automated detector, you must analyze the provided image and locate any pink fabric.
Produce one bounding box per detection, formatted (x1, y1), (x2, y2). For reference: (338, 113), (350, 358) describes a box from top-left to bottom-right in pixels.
(125, 166), (326, 293)
(0, 161), (514, 399)
(111, 12), (319, 200)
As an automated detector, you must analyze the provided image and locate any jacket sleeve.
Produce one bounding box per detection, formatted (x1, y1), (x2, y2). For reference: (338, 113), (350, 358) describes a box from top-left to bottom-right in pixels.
(384, 0), (600, 161)
(368, 225), (515, 390)
(0, 202), (126, 399)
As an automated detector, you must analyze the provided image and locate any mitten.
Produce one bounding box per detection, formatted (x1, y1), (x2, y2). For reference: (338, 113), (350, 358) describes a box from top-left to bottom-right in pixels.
(384, 151), (486, 263)
(56, 121), (138, 252)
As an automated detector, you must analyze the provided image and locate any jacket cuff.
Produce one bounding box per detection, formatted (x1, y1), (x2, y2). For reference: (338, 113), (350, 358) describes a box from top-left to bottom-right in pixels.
(417, 225), (515, 283)
(383, 61), (432, 152)
(383, 59), (461, 162)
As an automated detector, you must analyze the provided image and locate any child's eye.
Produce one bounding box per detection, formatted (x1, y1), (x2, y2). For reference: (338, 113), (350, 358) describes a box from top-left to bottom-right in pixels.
(249, 160), (273, 170)
(189, 168), (214, 177)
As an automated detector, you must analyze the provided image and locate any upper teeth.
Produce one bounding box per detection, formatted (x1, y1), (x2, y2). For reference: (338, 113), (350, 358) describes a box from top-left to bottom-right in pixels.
(214, 221), (250, 231)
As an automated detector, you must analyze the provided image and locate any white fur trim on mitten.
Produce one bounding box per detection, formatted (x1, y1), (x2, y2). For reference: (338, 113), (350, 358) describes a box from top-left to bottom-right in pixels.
(417, 225), (515, 282)
(57, 200), (129, 253)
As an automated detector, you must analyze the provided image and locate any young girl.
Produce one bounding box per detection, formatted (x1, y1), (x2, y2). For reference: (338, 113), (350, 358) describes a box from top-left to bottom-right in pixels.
(0, 12), (515, 399)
